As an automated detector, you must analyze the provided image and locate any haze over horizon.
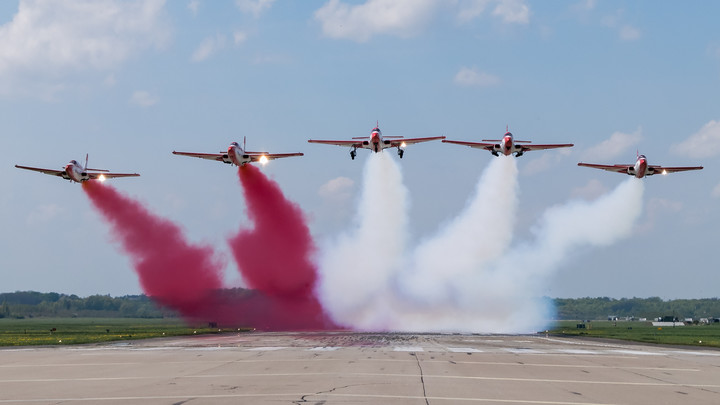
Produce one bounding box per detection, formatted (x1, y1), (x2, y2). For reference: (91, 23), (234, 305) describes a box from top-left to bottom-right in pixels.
(1, 1), (718, 301)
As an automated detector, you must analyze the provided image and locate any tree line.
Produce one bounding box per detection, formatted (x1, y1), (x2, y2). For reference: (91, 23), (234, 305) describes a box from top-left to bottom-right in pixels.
(0, 291), (170, 319)
(553, 296), (720, 321)
(2, 291), (720, 321)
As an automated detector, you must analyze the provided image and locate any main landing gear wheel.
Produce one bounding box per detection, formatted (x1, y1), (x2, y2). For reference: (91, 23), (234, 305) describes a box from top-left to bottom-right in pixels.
(350, 150), (357, 160)
(398, 149), (404, 159)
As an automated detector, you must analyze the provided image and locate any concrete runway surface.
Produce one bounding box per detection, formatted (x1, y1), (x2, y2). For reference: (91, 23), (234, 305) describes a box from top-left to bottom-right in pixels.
(1, 332), (719, 404)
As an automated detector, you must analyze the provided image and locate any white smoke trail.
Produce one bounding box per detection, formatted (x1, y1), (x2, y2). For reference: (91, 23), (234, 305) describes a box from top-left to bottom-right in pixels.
(400, 156), (519, 306)
(497, 177), (645, 290)
(317, 153), (646, 333)
(316, 152), (409, 329)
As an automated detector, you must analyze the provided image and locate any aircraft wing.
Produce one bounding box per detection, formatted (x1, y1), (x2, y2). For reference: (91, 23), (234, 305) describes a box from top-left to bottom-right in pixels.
(172, 151), (225, 162)
(648, 165), (703, 175)
(307, 139), (363, 148)
(15, 165), (66, 178)
(442, 139), (496, 152)
(248, 152), (304, 162)
(577, 163), (631, 174)
(88, 172), (140, 179)
(389, 136), (445, 147)
(520, 143), (574, 152)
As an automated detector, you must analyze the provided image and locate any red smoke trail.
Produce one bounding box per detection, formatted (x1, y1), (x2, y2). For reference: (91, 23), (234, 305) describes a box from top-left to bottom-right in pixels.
(82, 181), (224, 322)
(229, 164), (337, 330)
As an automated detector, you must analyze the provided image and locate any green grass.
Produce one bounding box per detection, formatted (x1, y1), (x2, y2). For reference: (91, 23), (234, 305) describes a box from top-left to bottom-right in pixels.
(0, 318), (250, 346)
(548, 320), (720, 348)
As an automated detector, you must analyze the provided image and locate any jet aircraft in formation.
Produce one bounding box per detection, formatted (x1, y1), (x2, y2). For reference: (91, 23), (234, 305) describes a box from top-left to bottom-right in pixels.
(15, 155), (139, 183)
(578, 153), (703, 178)
(442, 127), (574, 157)
(307, 124), (445, 159)
(173, 138), (303, 166)
(14, 124), (705, 183)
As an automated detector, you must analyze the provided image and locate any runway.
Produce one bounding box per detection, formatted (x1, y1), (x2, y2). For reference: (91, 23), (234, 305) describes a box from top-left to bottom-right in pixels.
(1, 332), (719, 404)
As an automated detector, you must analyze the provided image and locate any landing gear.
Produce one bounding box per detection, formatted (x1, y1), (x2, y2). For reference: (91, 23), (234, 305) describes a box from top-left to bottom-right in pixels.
(397, 148), (404, 159)
(350, 149), (357, 160)
(515, 151), (523, 157)
(491, 150), (499, 157)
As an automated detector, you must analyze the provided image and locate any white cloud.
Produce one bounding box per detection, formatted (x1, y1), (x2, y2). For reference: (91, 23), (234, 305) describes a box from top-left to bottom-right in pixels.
(713, 183), (720, 199)
(188, 0), (200, 15)
(637, 198), (683, 233)
(130, 90), (157, 107)
(570, 179), (608, 200)
(192, 34), (227, 62)
(236, 0), (275, 18)
(314, 0), (531, 42)
(601, 10), (640, 41)
(27, 204), (64, 225)
(192, 31), (246, 62)
(233, 30), (248, 45)
(583, 127), (642, 161)
(315, 0), (438, 43)
(522, 148), (572, 176)
(103, 74), (116, 87)
(319, 176), (355, 202)
(619, 24), (641, 41)
(581, 0), (596, 10)
(457, 0), (490, 23)
(0, 0), (170, 97)
(318, 176), (355, 225)
(492, 0), (530, 24)
(707, 42), (720, 59)
(453, 67), (501, 87)
(675, 120), (720, 159)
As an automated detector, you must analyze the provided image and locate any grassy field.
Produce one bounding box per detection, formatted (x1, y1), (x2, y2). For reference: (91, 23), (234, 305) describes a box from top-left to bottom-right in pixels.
(549, 320), (720, 348)
(0, 317), (249, 346)
(2, 318), (719, 348)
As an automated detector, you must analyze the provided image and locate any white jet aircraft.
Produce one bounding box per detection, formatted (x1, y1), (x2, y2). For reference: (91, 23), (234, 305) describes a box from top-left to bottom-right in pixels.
(443, 127), (573, 157)
(173, 138), (303, 166)
(578, 153), (703, 178)
(15, 155), (139, 183)
(307, 123), (445, 159)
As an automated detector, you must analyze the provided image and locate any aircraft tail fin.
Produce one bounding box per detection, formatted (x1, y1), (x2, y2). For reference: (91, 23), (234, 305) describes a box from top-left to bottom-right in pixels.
(84, 153), (110, 172)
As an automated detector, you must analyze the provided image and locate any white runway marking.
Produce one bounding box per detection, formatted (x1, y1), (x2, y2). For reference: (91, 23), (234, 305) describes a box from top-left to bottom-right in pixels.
(609, 349), (664, 356)
(447, 347), (483, 353)
(556, 349), (600, 355)
(504, 348), (544, 354)
(5, 372), (716, 388)
(0, 392), (625, 404)
(666, 350), (720, 357)
(394, 346), (424, 352)
(246, 346), (287, 351)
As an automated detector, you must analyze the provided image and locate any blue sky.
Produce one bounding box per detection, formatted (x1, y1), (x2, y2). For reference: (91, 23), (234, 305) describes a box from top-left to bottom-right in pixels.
(1, 0), (719, 299)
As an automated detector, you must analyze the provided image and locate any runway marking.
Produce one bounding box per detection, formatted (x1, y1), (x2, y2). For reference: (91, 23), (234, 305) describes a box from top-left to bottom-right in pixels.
(308, 347), (340, 351)
(447, 347), (483, 353)
(245, 346), (287, 351)
(394, 346), (424, 352)
(2, 373), (715, 388)
(609, 350), (664, 356)
(504, 348), (544, 354)
(0, 392), (623, 404)
(0, 359), (699, 372)
(666, 350), (720, 357)
(556, 349), (599, 355)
